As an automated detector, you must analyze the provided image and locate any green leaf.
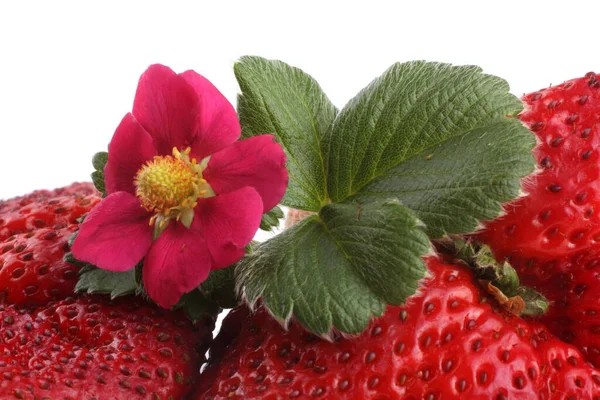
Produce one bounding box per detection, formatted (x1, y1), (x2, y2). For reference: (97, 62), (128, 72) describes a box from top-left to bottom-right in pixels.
(259, 205), (284, 232)
(64, 251), (87, 267)
(199, 265), (239, 309)
(75, 267), (137, 299)
(237, 200), (430, 336)
(235, 56), (337, 211)
(177, 289), (220, 322)
(324, 61), (535, 237)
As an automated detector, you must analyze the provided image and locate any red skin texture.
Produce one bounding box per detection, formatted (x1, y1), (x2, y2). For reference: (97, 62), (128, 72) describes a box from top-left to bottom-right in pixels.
(0, 226), (80, 305)
(0, 295), (214, 400)
(479, 73), (600, 265)
(0, 182), (100, 241)
(0, 183), (101, 306)
(477, 73), (600, 367)
(193, 258), (600, 399)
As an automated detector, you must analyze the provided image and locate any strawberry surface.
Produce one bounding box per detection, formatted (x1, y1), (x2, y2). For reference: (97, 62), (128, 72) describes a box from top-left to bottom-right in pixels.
(0, 182), (100, 242)
(193, 257), (600, 399)
(0, 295), (214, 399)
(478, 72), (600, 268)
(0, 183), (100, 306)
(0, 226), (80, 305)
(477, 73), (600, 367)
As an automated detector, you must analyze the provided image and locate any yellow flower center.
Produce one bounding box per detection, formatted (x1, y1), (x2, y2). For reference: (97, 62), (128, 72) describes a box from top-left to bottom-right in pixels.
(135, 147), (214, 237)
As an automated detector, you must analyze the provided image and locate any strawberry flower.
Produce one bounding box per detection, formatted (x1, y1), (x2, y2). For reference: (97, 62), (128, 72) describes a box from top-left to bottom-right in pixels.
(72, 64), (288, 308)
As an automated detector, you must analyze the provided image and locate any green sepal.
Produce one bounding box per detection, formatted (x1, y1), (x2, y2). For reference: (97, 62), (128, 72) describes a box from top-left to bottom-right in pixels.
(199, 265), (239, 309)
(475, 246), (520, 295)
(259, 206), (284, 232)
(91, 151), (108, 197)
(446, 242), (550, 316)
(63, 251), (87, 268)
(75, 265), (137, 299)
(92, 151), (108, 171)
(91, 171), (105, 197)
(516, 286), (549, 316)
(176, 289), (220, 323)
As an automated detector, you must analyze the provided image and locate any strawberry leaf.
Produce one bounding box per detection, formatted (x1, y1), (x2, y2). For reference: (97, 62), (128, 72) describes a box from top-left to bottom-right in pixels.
(235, 56), (337, 212)
(237, 200), (430, 335)
(324, 61), (535, 237)
(75, 265), (137, 299)
(259, 205), (284, 232)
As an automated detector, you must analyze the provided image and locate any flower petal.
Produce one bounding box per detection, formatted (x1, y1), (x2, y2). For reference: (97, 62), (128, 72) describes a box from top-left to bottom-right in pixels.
(180, 70), (240, 160)
(104, 113), (158, 195)
(72, 192), (153, 272)
(143, 223), (212, 309)
(132, 64), (198, 155)
(203, 135), (288, 212)
(193, 187), (263, 270)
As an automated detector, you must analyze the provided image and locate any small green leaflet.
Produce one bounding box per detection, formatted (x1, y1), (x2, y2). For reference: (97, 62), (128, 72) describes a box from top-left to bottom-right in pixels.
(259, 205), (284, 232)
(235, 56), (337, 211)
(91, 151), (108, 197)
(75, 265), (137, 299)
(324, 61), (535, 237)
(237, 200), (430, 336)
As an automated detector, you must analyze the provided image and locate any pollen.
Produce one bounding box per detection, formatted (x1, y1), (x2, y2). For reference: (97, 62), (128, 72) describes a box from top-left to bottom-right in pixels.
(136, 157), (197, 211)
(135, 147), (214, 235)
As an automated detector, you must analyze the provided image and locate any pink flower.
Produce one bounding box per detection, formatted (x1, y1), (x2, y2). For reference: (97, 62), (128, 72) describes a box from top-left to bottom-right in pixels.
(72, 64), (288, 308)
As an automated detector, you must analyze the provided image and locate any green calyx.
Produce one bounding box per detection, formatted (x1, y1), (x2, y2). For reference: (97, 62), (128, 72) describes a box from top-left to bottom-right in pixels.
(445, 240), (549, 316)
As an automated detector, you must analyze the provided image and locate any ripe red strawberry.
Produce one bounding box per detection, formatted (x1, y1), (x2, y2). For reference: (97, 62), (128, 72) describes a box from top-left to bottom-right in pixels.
(476, 73), (600, 366)
(0, 182), (100, 241)
(478, 72), (600, 271)
(193, 257), (600, 399)
(0, 294), (214, 399)
(0, 183), (101, 306)
(0, 227), (80, 305)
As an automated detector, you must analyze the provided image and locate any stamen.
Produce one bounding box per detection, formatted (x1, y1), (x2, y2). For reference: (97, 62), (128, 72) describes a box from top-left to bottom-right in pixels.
(159, 219), (168, 230)
(135, 146), (215, 238)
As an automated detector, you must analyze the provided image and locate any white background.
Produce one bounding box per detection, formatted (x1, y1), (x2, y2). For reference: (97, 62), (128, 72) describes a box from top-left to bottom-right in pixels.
(0, 0), (597, 341)
(1, 1), (598, 200)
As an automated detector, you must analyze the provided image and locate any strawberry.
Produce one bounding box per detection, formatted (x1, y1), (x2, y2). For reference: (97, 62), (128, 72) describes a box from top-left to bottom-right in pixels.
(0, 294), (214, 399)
(477, 72), (600, 272)
(0, 182), (100, 241)
(476, 73), (600, 366)
(0, 183), (101, 306)
(0, 227), (81, 305)
(193, 257), (600, 399)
